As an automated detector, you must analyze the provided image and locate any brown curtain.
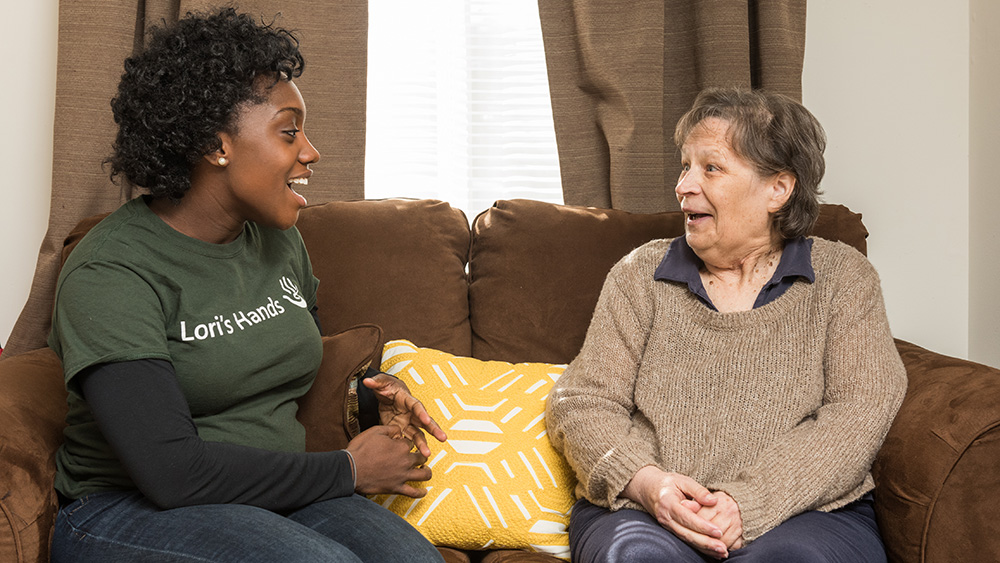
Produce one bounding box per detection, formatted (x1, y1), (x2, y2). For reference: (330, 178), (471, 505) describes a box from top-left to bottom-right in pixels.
(538, 0), (806, 213)
(3, 0), (368, 358)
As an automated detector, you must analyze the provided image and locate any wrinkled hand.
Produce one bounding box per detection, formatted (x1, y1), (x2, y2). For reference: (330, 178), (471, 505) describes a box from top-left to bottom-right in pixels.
(347, 425), (431, 497)
(363, 373), (447, 457)
(623, 466), (731, 559)
(681, 491), (744, 553)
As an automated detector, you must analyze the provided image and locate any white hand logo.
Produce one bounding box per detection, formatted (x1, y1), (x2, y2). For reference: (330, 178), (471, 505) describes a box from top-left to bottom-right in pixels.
(280, 276), (308, 308)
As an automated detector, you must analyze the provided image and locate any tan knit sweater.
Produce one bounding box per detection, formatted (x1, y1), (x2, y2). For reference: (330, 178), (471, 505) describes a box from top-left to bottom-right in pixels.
(546, 237), (907, 541)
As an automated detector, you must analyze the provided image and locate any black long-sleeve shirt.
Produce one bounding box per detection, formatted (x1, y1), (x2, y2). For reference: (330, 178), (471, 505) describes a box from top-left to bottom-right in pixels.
(73, 308), (374, 512)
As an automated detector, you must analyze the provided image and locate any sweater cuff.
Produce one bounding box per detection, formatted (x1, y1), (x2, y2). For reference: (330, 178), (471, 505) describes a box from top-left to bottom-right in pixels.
(593, 445), (659, 510)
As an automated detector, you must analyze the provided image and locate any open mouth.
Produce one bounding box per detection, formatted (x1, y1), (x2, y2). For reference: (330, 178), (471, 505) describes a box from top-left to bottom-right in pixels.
(287, 177), (308, 206)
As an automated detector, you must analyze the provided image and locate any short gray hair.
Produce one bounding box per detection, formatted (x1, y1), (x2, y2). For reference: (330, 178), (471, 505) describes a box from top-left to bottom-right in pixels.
(675, 87), (826, 240)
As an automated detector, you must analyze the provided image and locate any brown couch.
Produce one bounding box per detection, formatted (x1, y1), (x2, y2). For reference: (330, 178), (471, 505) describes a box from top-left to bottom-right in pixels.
(2, 198), (998, 563)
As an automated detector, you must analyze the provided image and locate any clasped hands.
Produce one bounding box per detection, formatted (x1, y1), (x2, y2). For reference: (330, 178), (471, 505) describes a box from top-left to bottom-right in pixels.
(346, 373), (447, 497)
(624, 466), (744, 559)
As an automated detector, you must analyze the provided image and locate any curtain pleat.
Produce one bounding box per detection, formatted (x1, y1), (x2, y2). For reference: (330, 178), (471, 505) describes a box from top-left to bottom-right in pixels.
(538, 0), (806, 214)
(4, 1), (367, 357)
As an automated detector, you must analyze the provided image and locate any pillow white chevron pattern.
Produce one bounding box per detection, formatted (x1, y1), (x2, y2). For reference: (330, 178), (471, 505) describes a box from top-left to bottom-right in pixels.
(372, 340), (576, 559)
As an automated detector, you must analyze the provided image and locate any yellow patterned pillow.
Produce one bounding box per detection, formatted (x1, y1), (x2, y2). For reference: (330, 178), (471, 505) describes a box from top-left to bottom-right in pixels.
(372, 340), (576, 560)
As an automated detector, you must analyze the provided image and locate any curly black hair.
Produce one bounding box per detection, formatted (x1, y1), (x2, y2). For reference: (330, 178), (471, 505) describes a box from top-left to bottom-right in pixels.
(108, 8), (304, 200)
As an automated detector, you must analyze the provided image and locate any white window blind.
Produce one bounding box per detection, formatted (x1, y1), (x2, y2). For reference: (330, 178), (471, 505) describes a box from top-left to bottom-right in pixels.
(365, 1), (562, 217)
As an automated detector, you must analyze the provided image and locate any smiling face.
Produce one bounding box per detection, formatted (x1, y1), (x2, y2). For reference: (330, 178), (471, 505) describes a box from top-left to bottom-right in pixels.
(675, 117), (792, 266)
(215, 79), (320, 231)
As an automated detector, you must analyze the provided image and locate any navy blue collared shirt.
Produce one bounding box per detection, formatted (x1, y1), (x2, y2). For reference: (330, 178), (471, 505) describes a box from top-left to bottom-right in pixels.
(653, 236), (815, 311)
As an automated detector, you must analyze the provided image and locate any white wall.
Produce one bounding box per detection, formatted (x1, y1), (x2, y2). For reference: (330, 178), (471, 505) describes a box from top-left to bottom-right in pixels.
(0, 1), (57, 350)
(3, 1), (993, 367)
(803, 0), (973, 362)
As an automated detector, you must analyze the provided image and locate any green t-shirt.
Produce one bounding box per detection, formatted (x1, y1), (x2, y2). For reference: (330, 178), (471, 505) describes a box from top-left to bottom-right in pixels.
(49, 196), (323, 498)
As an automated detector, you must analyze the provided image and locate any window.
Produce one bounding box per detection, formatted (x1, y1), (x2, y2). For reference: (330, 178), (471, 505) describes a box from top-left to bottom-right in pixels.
(365, 1), (562, 217)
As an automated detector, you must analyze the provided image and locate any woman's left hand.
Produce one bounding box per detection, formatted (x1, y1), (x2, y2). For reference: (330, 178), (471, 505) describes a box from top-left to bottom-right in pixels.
(363, 373), (448, 456)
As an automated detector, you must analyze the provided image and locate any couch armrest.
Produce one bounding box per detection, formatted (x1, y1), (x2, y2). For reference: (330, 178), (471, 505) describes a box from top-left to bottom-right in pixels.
(0, 348), (67, 563)
(873, 340), (1000, 563)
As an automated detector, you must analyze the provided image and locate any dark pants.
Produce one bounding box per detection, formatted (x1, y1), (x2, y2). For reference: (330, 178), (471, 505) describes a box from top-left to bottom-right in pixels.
(569, 493), (886, 563)
(51, 490), (444, 563)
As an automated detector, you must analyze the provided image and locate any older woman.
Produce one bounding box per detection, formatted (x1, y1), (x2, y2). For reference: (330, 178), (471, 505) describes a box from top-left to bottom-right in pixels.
(48, 9), (445, 563)
(546, 88), (906, 562)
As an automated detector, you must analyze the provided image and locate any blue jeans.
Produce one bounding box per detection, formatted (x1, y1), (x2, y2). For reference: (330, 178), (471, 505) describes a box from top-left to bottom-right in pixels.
(569, 493), (886, 563)
(51, 491), (444, 563)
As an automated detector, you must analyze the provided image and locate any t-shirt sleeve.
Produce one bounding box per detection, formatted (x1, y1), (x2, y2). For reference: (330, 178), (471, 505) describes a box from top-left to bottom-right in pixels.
(50, 261), (171, 388)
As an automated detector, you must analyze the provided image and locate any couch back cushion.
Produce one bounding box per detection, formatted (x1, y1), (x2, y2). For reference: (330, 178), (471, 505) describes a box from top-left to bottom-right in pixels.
(469, 199), (684, 364)
(297, 199), (473, 356)
(469, 199), (868, 365)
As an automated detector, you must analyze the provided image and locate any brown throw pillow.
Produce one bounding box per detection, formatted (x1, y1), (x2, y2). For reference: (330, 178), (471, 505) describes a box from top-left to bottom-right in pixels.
(297, 324), (385, 452)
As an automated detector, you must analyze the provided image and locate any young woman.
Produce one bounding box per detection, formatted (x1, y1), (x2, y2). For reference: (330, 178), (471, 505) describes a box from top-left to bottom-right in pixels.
(49, 9), (445, 562)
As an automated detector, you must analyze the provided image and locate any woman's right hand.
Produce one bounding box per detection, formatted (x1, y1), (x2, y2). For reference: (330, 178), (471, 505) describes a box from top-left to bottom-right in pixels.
(347, 425), (431, 497)
(682, 491), (744, 553)
(623, 466), (731, 559)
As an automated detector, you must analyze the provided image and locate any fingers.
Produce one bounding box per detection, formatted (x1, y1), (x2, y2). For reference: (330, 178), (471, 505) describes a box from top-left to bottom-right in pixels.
(696, 505), (742, 552)
(669, 504), (722, 540)
(664, 517), (729, 560)
(650, 473), (727, 558)
(395, 394), (446, 440)
(407, 464), (432, 482)
(370, 423), (402, 439)
(384, 423), (434, 461)
(411, 428), (432, 457)
(393, 459), (433, 498)
(679, 499), (701, 512)
(721, 528), (744, 552)
(366, 374), (448, 443)
(626, 469), (732, 558)
(700, 492), (743, 551)
(394, 390), (448, 442)
(397, 484), (427, 498)
(407, 400), (448, 442)
(675, 474), (717, 507)
(364, 373), (405, 397)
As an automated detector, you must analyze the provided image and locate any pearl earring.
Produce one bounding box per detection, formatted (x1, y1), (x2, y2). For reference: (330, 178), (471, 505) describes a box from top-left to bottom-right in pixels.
(218, 157), (228, 166)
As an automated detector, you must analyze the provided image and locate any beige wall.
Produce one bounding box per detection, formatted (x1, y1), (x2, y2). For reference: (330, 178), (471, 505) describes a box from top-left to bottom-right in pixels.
(970, 0), (1000, 368)
(804, 1), (975, 362)
(1, 1), (56, 351)
(3, 1), (996, 368)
